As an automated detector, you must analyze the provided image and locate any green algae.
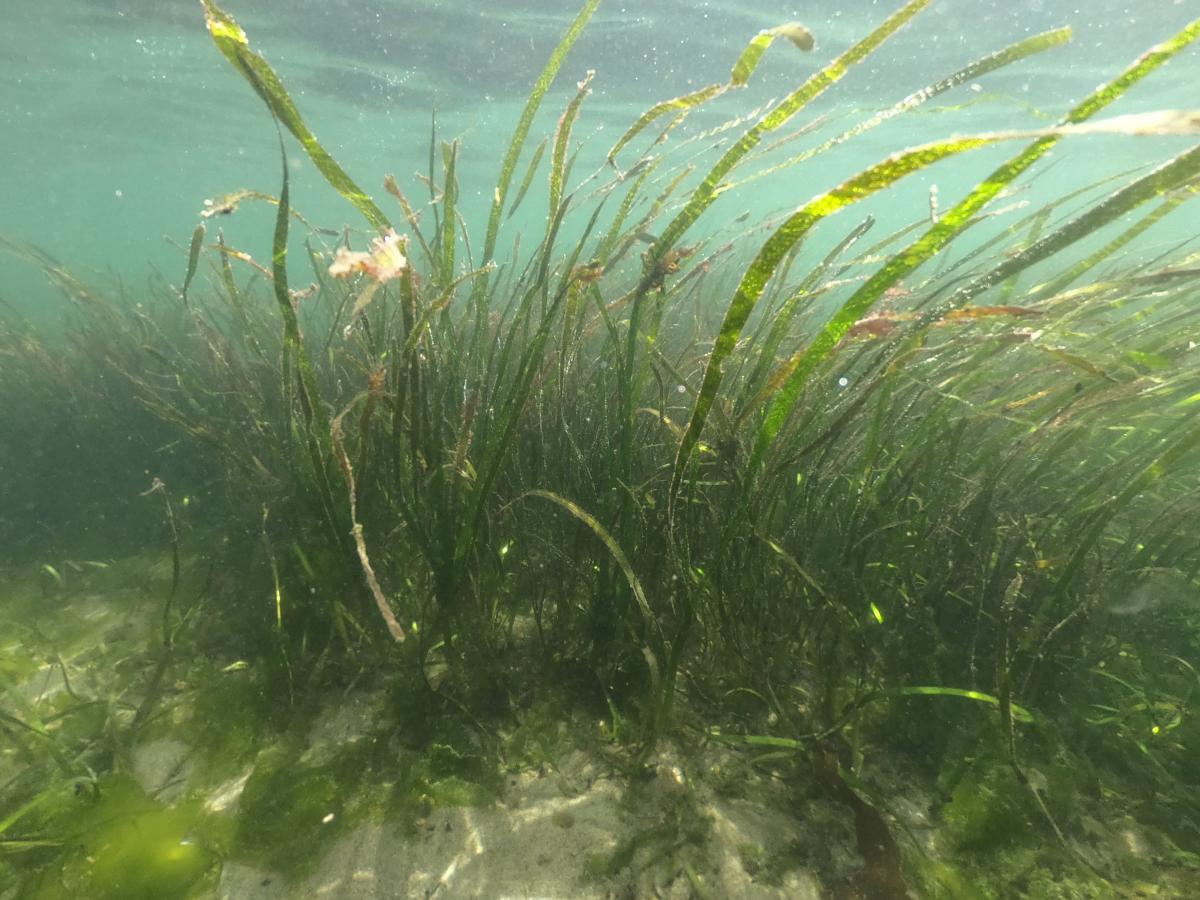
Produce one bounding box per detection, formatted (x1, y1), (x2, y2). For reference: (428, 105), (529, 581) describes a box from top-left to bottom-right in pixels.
(409, 741), (499, 807)
(230, 720), (502, 879)
(22, 776), (217, 900)
(234, 745), (348, 877)
(174, 664), (277, 783)
(584, 822), (678, 880)
(583, 762), (714, 884)
(504, 699), (578, 771)
(940, 762), (1034, 851)
(905, 857), (990, 900)
(0, 637), (40, 684)
(736, 841), (768, 877)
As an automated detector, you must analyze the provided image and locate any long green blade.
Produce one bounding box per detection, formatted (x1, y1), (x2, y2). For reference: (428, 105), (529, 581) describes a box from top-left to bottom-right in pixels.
(180, 222), (205, 306)
(549, 70), (594, 217)
(722, 26), (1073, 194)
(199, 0), (391, 230)
(606, 22), (816, 166)
(606, 82), (727, 167)
(478, 0), (602, 272)
(525, 489), (657, 637)
(440, 140), (458, 286)
(890, 686), (1035, 723)
(944, 145), (1200, 309)
(507, 137), (547, 219)
(668, 132), (1014, 510)
(638, 0), (932, 291)
(750, 15), (1200, 473)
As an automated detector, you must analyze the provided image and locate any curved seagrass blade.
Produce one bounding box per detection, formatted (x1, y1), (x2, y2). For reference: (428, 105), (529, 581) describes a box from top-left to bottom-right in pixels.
(619, 1), (933, 507)
(606, 82), (729, 170)
(606, 21), (818, 169)
(507, 137), (548, 219)
(665, 110), (1200, 516)
(1029, 182), (1200, 299)
(720, 25), (1074, 194)
(732, 216), (875, 428)
(637, 0), (933, 296)
(728, 26), (1076, 424)
(477, 0), (602, 278)
(940, 141), (1200, 311)
(522, 490), (662, 647)
(743, 16), (1200, 483)
(268, 131), (343, 548)
(520, 488), (668, 756)
(180, 223), (205, 308)
(439, 140), (458, 287)
(549, 70), (595, 223)
(199, 0), (392, 231)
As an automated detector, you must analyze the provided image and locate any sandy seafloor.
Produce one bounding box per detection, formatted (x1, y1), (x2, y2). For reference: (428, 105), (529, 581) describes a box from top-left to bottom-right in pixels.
(5, 553), (1190, 899)
(2, 556), (896, 899)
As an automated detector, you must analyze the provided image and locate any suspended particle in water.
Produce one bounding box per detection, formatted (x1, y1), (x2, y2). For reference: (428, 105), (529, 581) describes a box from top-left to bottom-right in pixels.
(838, 376), (849, 388)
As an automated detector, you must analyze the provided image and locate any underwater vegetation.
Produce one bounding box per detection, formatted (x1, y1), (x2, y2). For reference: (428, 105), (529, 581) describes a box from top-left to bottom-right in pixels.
(4, 0), (1200, 895)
